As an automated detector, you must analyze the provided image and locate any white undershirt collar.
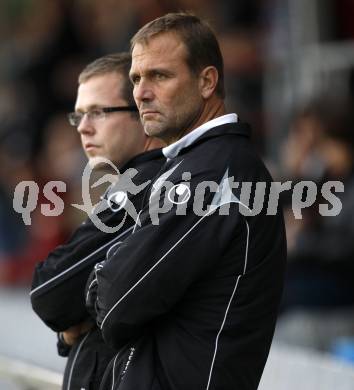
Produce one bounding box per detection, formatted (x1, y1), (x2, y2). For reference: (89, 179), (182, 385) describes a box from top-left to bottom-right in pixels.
(162, 113), (238, 159)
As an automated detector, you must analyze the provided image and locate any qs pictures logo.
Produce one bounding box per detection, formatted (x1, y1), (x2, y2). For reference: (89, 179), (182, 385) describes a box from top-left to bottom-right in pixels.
(72, 157), (150, 233)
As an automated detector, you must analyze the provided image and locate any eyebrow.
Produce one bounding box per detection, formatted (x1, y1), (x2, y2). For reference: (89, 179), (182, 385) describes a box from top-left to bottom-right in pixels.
(150, 68), (174, 76)
(129, 68), (175, 81)
(74, 104), (105, 113)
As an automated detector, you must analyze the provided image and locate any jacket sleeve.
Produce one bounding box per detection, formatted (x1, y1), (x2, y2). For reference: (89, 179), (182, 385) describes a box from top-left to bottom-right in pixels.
(30, 206), (135, 332)
(93, 177), (246, 349)
(30, 157), (163, 332)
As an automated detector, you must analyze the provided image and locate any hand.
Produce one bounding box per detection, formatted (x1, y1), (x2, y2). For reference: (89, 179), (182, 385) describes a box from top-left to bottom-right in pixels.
(61, 321), (94, 346)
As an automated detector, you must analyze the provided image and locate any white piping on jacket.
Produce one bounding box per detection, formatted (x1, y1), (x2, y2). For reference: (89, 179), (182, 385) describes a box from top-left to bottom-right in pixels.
(66, 331), (90, 390)
(132, 210), (142, 233)
(100, 206), (216, 329)
(106, 241), (123, 260)
(205, 220), (250, 390)
(100, 200), (247, 331)
(85, 277), (97, 304)
(111, 352), (120, 390)
(30, 225), (134, 296)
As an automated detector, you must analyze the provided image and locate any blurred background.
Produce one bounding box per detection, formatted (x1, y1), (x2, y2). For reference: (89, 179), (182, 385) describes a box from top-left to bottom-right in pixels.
(1, 0), (354, 388)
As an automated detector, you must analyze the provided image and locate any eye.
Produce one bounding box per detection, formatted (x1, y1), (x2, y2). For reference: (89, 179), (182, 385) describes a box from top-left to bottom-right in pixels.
(155, 73), (167, 81)
(89, 109), (103, 119)
(131, 75), (141, 85)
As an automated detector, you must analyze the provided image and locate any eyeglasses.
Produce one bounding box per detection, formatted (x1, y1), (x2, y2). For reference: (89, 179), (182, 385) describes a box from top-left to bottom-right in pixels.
(67, 106), (138, 127)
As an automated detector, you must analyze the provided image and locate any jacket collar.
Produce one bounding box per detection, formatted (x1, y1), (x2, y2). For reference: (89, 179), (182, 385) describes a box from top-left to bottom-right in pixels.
(163, 113), (238, 159)
(122, 148), (163, 171)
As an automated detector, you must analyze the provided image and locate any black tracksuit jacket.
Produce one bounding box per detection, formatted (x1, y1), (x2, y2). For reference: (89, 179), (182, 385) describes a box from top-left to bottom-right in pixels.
(87, 122), (287, 390)
(30, 149), (164, 390)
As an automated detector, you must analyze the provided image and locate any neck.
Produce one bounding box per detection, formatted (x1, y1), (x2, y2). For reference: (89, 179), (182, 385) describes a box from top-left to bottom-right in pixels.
(167, 97), (225, 145)
(144, 137), (166, 151)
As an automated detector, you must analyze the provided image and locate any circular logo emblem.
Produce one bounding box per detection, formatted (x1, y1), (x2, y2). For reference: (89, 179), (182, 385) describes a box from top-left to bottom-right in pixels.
(107, 191), (128, 212)
(167, 184), (191, 205)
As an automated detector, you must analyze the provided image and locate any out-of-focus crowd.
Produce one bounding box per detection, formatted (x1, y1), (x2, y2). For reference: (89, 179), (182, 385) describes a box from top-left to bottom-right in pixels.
(0, 0), (267, 283)
(1, 0), (354, 356)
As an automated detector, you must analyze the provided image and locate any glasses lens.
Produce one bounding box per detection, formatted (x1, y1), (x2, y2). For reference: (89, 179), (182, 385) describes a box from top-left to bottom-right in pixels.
(89, 109), (105, 122)
(67, 112), (81, 127)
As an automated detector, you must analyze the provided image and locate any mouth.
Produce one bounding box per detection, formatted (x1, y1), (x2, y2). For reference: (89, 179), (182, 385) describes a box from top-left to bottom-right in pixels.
(141, 110), (159, 117)
(84, 143), (99, 152)
(141, 112), (160, 123)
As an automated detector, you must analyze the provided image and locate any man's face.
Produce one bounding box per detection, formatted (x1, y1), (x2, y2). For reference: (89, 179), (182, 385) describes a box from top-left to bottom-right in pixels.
(75, 72), (146, 168)
(130, 32), (204, 144)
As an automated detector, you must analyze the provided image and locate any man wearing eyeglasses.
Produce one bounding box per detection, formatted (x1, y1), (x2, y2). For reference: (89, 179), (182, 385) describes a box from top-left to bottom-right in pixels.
(30, 53), (164, 390)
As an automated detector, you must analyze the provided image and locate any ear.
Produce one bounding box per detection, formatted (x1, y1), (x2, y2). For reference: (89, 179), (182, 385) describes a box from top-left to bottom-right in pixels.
(199, 66), (218, 99)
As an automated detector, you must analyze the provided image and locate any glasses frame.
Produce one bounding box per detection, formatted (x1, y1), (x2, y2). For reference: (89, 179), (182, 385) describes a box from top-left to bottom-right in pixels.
(67, 106), (138, 127)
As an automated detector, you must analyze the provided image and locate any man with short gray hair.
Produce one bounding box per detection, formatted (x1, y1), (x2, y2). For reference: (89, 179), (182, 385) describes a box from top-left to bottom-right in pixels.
(88, 13), (286, 390)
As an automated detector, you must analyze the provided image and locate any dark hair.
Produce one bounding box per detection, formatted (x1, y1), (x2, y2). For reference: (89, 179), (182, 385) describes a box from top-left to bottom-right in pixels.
(78, 52), (136, 107)
(131, 12), (225, 99)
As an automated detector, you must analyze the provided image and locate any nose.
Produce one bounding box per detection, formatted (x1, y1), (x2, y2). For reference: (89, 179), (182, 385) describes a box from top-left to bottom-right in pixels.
(77, 114), (95, 135)
(133, 79), (154, 105)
